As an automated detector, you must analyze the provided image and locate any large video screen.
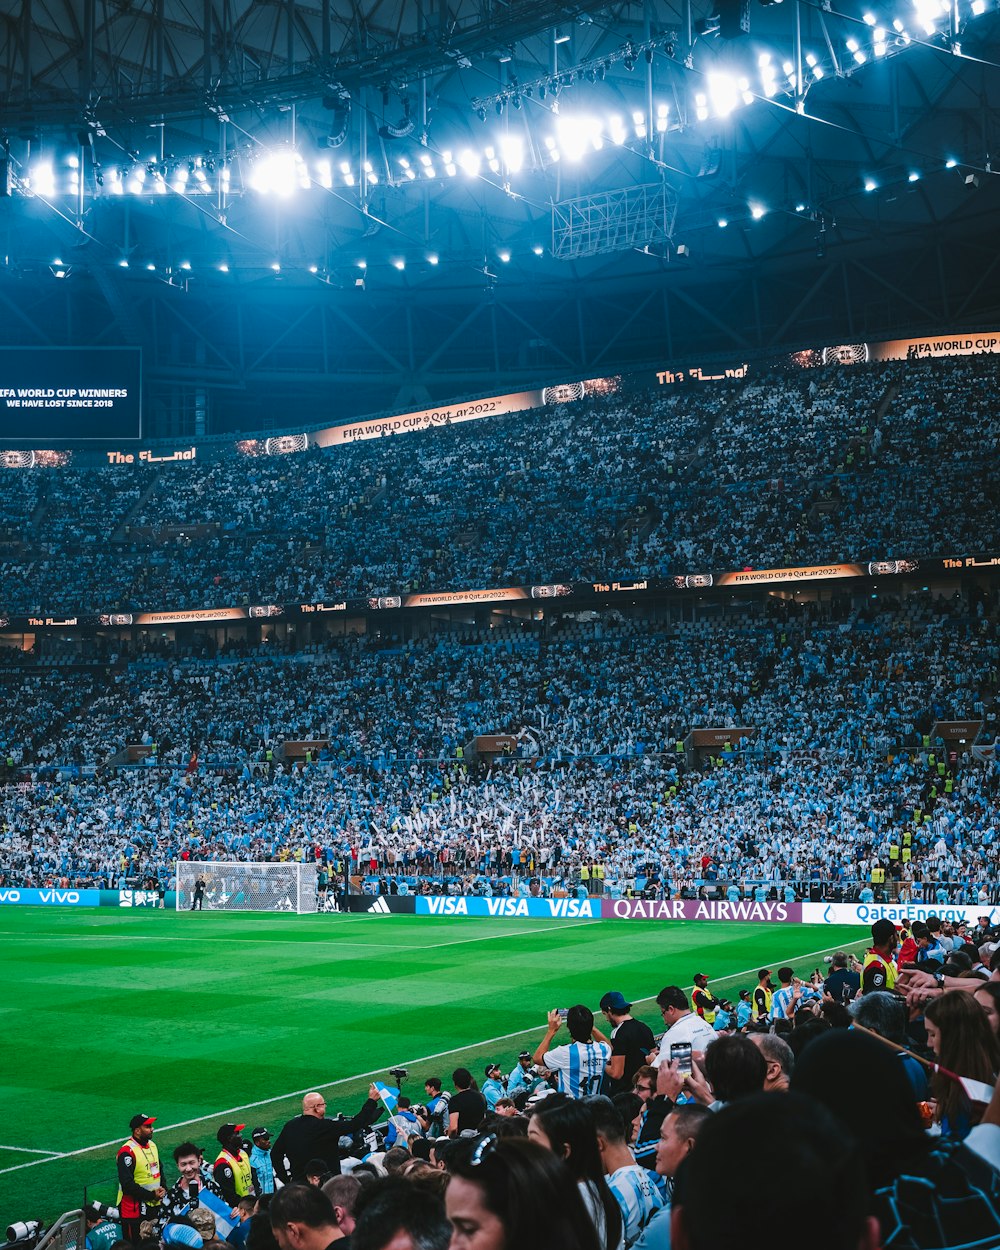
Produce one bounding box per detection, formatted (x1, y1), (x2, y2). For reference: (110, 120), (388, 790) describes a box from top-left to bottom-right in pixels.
(0, 348), (141, 442)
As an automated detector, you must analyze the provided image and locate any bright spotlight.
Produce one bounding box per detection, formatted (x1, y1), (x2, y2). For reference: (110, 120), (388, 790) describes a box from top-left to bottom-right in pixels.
(393, 258), (405, 270)
(556, 116), (600, 161)
(498, 250), (511, 263)
(316, 159), (333, 188)
(656, 102), (669, 133)
(946, 157), (958, 168)
(428, 254), (439, 265)
(717, 217), (728, 227)
(250, 149), (305, 197)
(270, 262), (281, 272)
(458, 149), (481, 177)
(533, 245), (544, 255)
(219, 263), (229, 272)
(864, 178), (877, 191)
(707, 72), (741, 117)
(29, 161), (56, 198)
(499, 133), (524, 172)
(908, 170), (920, 181)
(750, 202), (765, 219)
(179, 261), (191, 271)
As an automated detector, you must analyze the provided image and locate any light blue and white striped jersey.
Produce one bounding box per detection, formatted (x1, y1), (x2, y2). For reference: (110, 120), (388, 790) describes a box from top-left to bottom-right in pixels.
(543, 1040), (612, 1098)
(608, 1164), (666, 1248)
(770, 985), (795, 1020)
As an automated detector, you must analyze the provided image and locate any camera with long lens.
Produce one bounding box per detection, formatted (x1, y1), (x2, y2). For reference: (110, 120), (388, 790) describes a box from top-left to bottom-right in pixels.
(86, 1204), (121, 1222)
(388, 1067), (408, 1085)
(6, 1222), (43, 1246)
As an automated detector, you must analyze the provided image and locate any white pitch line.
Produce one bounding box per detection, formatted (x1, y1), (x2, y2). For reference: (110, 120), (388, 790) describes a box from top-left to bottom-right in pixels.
(0, 1145), (62, 1155)
(0, 936), (865, 1178)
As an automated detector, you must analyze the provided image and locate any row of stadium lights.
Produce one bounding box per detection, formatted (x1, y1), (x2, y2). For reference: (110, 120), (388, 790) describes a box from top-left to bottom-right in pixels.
(16, 0), (985, 204)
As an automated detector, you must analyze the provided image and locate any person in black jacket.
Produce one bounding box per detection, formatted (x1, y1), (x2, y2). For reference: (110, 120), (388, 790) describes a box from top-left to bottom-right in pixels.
(270, 1085), (381, 1184)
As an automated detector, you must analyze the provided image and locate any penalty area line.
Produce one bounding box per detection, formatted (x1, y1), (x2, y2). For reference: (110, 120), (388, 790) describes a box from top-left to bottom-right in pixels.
(0, 935), (864, 1178)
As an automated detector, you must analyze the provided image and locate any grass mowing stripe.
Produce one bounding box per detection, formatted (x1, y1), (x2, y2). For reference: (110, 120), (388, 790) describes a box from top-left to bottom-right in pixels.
(0, 933), (859, 1181)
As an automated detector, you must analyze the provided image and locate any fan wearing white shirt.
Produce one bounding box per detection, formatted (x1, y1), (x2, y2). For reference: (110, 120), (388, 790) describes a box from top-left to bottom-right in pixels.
(649, 986), (717, 1066)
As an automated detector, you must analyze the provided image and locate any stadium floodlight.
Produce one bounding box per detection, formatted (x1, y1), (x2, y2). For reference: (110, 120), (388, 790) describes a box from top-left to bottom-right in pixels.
(393, 258), (405, 270)
(972, 0), (985, 13)
(179, 260), (191, 270)
(533, 244), (545, 255)
(908, 170), (920, 181)
(608, 114), (628, 145)
(556, 116), (599, 162)
(126, 167), (146, 194)
(499, 133), (524, 172)
(250, 149), (305, 197)
(946, 157), (958, 168)
(428, 253), (439, 265)
(219, 262), (229, 272)
(458, 148), (481, 177)
(717, 216), (728, 227)
(695, 92), (710, 122)
(315, 159), (333, 188)
(498, 249), (511, 263)
(707, 71), (742, 117)
(750, 202), (766, 218)
(632, 109), (647, 138)
(656, 103), (669, 132)
(28, 161), (55, 198)
(177, 861), (319, 913)
(864, 178), (877, 191)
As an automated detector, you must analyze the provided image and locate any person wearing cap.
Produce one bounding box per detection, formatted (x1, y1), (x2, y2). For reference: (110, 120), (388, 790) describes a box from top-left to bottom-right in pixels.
(481, 1063), (506, 1111)
(861, 919), (899, 994)
(213, 1123), (254, 1204)
(249, 1127), (275, 1196)
(600, 991), (656, 1097)
(690, 974), (720, 1026)
(506, 1051), (542, 1101)
(116, 1114), (165, 1243)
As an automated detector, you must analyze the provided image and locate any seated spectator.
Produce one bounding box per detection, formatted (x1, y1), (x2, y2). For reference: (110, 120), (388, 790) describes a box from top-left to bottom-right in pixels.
(924, 991), (1000, 1139)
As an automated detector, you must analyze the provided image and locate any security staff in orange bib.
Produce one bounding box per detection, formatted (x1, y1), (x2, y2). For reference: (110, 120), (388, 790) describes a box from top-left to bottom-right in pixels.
(214, 1122), (255, 1203)
(116, 1113), (165, 1243)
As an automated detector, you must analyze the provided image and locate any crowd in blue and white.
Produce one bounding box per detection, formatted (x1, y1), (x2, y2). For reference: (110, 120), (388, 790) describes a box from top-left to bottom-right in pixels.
(1, 587), (998, 898)
(0, 355), (998, 615)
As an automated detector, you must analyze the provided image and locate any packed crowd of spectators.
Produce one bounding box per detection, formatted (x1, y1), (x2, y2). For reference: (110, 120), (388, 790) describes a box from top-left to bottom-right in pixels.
(1, 589), (997, 897)
(0, 355), (998, 613)
(72, 922), (1000, 1250)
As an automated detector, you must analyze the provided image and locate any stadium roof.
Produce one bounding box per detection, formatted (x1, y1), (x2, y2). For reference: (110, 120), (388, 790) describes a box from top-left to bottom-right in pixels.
(1, 0), (999, 429)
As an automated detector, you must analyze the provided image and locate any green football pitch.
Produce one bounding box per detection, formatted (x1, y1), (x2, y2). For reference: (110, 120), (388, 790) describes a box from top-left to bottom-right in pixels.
(0, 908), (867, 1219)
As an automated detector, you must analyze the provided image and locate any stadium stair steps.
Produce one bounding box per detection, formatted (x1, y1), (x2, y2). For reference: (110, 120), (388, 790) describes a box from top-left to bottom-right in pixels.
(112, 470), (164, 542)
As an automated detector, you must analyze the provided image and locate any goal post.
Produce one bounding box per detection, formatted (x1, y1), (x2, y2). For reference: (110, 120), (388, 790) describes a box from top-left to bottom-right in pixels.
(175, 861), (319, 914)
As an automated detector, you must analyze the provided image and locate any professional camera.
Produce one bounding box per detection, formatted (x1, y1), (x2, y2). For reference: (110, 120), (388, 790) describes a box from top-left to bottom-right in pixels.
(86, 1203), (121, 1222)
(389, 1067), (408, 1084)
(6, 1222), (42, 1246)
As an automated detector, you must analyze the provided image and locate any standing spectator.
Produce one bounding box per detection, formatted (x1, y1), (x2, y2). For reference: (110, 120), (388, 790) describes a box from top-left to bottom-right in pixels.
(599, 992), (656, 1096)
(590, 1098), (665, 1247)
(769, 967), (798, 1021)
(116, 1113), (165, 1243)
(650, 988), (716, 1062)
(448, 1068), (487, 1136)
(534, 1006), (613, 1098)
(249, 1127), (275, 1195)
(191, 876), (207, 911)
(271, 1087), (381, 1184)
(214, 1124), (254, 1204)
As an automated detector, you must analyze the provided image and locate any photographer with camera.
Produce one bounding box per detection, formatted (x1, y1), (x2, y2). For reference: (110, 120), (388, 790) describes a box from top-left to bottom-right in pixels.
(271, 1086), (382, 1185)
(84, 1203), (120, 1250)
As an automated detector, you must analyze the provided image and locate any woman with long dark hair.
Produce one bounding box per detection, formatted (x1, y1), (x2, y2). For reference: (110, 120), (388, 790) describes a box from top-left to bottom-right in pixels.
(924, 989), (1000, 1138)
(446, 1134), (602, 1250)
(527, 1096), (624, 1250)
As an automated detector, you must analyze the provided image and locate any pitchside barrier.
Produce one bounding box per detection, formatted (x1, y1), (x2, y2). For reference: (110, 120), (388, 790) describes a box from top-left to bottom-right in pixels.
(3, 885), (996, 929)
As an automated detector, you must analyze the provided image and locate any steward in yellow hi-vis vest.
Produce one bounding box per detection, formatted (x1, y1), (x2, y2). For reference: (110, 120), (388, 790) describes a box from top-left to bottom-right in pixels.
(861, 918), (899, 994)
(214, 1123), (254, 1202)
(691, 973), (719, 1024)
(116, 1114), (164, 1240)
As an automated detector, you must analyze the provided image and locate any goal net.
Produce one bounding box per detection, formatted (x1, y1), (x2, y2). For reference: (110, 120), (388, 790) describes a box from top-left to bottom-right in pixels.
(176, 861), (319, 914)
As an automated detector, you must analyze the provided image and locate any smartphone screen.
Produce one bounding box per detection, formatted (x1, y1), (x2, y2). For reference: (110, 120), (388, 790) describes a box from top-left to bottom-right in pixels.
(670, 1042), (693, 1075)
(189, 1179), (200, 1206)
(558, 1008), (569, 1021)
